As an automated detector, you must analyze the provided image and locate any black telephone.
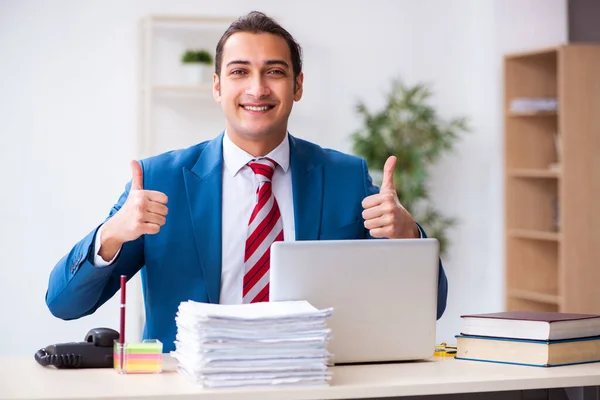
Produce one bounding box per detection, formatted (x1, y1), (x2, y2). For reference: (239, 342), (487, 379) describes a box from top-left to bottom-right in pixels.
(34, 328), (119, 369)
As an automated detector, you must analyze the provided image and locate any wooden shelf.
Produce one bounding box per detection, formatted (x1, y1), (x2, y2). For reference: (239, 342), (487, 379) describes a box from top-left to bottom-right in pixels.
(508, 169), (561, 178)
(138, 15), (234, 158)
(151, 85), (213, 96)
(508, 289), (560, 305)
(506, 111), (557, 117)
(509, 229), (561, 241)
(505, 44), (600, 314)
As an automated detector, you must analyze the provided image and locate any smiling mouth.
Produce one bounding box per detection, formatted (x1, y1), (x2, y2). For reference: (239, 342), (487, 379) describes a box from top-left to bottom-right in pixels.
(241, 105), (275, 112)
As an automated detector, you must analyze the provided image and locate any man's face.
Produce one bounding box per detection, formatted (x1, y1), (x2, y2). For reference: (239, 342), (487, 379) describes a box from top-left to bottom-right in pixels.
(213, 32), (303, 147)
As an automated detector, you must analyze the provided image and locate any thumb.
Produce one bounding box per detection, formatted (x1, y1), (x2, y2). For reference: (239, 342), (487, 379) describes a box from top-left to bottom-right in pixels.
(130, 160), (143, 191)
(380, 155), (397, 192)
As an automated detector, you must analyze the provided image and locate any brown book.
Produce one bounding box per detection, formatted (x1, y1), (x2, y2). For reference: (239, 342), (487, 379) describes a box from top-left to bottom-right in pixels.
(460, 311), (600, 341)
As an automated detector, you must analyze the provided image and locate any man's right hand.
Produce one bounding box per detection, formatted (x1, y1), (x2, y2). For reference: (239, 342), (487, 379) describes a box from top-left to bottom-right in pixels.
(98, 160), (169, 262)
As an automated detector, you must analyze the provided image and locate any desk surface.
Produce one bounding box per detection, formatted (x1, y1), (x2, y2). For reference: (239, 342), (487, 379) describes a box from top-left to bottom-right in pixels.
(2, 355), (600, 400)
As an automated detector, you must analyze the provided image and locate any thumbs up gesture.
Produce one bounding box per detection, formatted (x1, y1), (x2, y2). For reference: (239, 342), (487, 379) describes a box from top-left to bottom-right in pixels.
(361, 156), (420, 239)
(98, 161), (169, 261)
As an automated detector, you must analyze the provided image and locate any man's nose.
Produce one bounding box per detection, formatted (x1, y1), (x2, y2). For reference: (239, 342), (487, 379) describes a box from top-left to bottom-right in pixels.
(245, 75), (271, 98)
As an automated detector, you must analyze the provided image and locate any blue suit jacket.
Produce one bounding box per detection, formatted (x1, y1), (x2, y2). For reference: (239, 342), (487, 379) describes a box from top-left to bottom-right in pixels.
(46, 133), (448, 352)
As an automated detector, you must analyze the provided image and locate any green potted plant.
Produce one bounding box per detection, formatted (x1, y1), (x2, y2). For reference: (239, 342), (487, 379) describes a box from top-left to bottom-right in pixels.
(181, 49), (214, 85)
(351, 78), (470, 258)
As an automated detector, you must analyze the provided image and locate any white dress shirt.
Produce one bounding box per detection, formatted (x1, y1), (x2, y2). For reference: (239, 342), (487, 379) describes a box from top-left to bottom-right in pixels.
(93, 132), (296, 305)
(219, 132), (295, 304)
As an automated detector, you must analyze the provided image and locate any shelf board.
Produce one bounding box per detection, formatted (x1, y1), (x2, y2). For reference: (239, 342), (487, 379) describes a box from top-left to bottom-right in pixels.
(509, 229), (561, 241)
(148, 15), (237, 24)
(506, 111), (557, 117)
(508, 289), (560, 305)
(151, 85), (213, 96)
(508, 168), (561, 178)
(504, 46), (559, 60)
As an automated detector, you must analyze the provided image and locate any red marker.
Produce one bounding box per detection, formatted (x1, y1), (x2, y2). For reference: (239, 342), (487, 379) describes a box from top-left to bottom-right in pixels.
(119, 275), (126, 371)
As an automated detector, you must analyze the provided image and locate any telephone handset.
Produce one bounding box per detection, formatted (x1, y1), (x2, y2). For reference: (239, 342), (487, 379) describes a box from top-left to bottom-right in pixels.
(34, 328), (119, 369)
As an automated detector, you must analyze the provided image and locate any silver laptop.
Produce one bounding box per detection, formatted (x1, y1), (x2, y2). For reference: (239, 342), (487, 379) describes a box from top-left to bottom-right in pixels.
(270, 239), (439, 364)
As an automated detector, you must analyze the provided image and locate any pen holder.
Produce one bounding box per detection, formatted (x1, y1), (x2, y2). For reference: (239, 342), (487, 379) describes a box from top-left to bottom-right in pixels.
(113, 339), (163, 374)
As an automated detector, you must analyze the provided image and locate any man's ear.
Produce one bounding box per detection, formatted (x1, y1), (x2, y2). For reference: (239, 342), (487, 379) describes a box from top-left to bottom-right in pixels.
(294, 72), (304, 102)
(213, 73), (221, 103)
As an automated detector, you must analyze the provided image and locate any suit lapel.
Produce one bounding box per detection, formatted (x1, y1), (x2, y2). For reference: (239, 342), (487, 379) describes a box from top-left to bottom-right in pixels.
(183, 134), (224, 304)
(289, 135), (323, 241)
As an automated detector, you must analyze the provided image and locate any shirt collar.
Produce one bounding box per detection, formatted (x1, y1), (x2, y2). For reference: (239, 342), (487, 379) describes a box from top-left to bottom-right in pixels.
(223, 130), (290, 177)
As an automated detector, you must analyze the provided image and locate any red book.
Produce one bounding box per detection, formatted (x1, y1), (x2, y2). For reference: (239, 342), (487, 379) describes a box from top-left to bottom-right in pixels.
(460, 311), (600, 340)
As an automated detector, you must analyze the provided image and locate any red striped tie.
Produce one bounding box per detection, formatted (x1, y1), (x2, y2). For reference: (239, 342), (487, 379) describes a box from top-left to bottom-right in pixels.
(243, 158), (284, 303)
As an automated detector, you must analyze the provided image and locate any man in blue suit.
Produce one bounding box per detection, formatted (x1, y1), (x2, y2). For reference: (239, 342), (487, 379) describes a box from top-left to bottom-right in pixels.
(46, 11), (448, 352)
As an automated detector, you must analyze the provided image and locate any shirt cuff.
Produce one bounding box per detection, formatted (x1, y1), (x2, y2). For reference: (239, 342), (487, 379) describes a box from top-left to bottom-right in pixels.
(93, 224), (121, 267)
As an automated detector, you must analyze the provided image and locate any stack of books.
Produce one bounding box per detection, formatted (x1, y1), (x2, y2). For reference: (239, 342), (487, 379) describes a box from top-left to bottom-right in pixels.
(455, 311), (600, 367)
(509, 97), (558, 113)
(171, 300), (333, 388)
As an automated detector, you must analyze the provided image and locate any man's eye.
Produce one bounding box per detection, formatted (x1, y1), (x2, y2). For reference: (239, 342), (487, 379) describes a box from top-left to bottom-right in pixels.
(231, 70), (246, 75)
(268, 70), (285, 75)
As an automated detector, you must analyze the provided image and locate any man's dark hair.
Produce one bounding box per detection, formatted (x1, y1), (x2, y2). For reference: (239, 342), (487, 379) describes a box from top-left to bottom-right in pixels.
(215, 11), (303, 81)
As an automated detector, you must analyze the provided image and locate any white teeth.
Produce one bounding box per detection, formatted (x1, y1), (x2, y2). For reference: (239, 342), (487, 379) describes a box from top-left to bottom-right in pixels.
(243, 105), (271, 111)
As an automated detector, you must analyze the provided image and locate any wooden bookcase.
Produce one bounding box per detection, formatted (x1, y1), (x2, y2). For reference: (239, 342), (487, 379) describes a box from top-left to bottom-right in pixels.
(504, 44), (600, 314)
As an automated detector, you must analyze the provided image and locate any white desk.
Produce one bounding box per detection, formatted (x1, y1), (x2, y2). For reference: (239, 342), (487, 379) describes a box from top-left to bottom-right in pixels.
(1, 355), (599, 400)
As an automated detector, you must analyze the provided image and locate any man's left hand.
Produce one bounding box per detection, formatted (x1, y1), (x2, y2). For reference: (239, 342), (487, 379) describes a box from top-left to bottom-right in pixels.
(361, 156), (420, 239)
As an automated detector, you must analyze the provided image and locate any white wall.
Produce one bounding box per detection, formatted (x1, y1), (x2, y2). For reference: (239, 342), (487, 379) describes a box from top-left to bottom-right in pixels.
(0, 0), (566, 356)
(427, 0), (568, 342)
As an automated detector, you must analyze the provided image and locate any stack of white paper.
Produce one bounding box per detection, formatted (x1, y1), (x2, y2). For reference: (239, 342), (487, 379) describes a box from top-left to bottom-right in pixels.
(171, 300), (334, 388)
